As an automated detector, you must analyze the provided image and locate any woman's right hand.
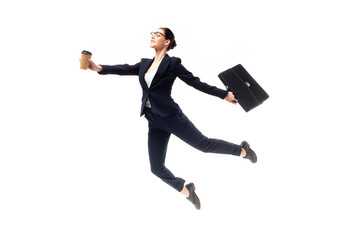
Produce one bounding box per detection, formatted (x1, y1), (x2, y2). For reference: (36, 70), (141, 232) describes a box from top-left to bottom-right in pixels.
(224, 91), (238, 104)
(88, 59), (102, 72)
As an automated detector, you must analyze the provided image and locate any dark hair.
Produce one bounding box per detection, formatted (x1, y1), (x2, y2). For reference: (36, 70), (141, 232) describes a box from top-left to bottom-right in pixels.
(160, 27), (177, 51)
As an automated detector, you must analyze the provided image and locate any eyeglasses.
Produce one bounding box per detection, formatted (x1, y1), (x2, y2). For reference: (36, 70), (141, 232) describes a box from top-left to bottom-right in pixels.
(150, 32), (166, 38)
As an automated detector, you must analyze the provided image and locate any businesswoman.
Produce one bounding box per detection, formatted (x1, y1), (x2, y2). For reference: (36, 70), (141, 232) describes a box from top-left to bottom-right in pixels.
(87, 27), (257, 210)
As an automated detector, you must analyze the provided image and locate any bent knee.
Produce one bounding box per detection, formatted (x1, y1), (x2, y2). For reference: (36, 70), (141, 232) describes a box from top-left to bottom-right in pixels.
(150, 166), (164, 176)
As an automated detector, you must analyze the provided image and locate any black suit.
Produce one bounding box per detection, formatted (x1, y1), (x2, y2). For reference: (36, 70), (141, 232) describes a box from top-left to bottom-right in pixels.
(99, 54), (241, 192)
(99, 54), (227, 117)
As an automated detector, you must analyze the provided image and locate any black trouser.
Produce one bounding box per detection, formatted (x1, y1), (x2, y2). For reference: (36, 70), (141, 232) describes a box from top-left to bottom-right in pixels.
(144, 108), (242, 192)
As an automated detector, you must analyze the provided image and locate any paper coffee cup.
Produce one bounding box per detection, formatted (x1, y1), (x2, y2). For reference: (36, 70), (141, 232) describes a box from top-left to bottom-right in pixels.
(80, 50), (92, 70)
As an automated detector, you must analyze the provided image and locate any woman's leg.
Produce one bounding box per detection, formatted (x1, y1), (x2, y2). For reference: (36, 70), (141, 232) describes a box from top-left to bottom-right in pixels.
(148, 124), (199, 209)
(148, 124), (185, 192)
(169, 113), (243, 156)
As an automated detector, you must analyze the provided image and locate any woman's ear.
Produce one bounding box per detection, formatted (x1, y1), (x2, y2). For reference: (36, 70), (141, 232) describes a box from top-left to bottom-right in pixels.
(164, 39), (171, 47)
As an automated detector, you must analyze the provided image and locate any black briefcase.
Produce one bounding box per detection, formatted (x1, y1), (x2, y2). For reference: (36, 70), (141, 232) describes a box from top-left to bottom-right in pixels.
(218, 64), (269, 112)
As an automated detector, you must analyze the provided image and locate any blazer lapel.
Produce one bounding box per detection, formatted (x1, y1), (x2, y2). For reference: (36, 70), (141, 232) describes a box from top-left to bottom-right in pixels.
(150, 54), (171, 88)
(139, 58), (154, 90)
(139, 54), (171, 89)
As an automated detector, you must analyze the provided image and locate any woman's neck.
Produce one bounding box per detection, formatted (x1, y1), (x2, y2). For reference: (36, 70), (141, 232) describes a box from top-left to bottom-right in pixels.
(154, 49), (167, 63)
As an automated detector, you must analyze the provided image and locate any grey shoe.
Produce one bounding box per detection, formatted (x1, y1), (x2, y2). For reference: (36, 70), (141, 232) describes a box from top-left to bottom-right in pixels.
(185, 183), (201, 210)
(241, 141), (257, 163)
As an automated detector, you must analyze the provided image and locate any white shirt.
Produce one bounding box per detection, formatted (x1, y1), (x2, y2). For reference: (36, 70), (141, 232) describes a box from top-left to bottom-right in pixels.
(144, 71), (156, 107)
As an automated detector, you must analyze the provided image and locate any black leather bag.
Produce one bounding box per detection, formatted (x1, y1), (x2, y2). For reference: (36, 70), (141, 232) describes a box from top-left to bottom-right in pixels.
(218, 64), (269, 112)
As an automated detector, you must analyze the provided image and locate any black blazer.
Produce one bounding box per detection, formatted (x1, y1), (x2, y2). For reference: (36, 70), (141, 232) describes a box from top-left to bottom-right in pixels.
(99, 54), (228, 117)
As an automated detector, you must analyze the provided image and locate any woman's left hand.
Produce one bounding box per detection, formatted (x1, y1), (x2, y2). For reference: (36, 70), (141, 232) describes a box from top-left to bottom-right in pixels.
(224, 92), (238, 104)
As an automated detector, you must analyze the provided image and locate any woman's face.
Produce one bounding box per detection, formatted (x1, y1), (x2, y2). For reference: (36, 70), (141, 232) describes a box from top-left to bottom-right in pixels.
(150, 29), (169, 50)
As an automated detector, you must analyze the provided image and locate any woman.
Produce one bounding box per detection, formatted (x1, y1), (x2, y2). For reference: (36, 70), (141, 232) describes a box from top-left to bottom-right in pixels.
(87, 27), (257, 210)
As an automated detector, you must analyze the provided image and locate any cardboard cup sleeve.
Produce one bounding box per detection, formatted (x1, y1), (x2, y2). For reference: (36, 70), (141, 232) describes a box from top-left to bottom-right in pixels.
(80, 50), (92, 70)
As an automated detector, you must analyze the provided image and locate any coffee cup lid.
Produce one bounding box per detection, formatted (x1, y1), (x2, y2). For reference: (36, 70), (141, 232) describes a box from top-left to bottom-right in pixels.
(82, 50), (92, 55)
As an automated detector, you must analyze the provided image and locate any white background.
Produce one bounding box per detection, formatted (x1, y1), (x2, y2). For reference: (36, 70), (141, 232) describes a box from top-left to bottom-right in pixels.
(1, 0), (359, 239)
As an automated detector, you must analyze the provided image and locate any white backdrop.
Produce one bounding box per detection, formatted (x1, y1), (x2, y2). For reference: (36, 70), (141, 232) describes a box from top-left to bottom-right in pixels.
(1, 0), (359, 239)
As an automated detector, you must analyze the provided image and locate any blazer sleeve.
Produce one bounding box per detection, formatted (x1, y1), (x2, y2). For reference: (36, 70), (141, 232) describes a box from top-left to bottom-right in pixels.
(174, 58), (228, 99)
(98, 62), (141, 76)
